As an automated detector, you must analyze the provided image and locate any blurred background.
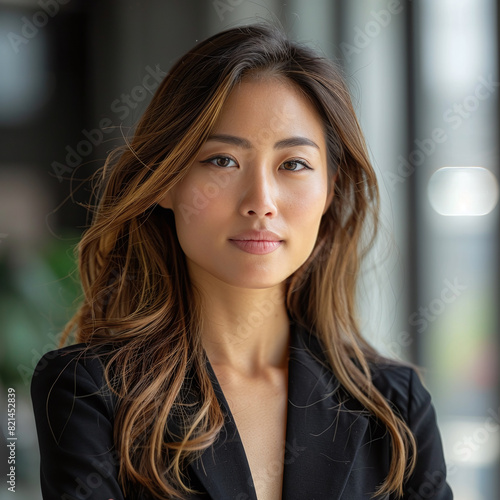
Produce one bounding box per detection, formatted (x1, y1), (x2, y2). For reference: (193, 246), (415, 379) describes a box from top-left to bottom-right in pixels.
(0, 0), (498, 498)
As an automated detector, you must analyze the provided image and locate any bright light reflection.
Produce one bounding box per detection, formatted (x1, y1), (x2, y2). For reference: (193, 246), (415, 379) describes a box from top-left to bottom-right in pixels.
(428, 167), (498, 216)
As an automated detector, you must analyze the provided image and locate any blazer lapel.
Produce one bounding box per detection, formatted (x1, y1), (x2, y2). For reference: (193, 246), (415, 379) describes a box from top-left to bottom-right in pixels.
(186, 360), (258, 500)
(281, 323), (370, 500)
(168, 322), (369, 499)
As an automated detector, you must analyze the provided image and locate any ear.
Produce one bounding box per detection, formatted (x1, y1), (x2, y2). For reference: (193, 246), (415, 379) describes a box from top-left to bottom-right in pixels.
(158, 191), (173, 210)
(322, 171), (338, 215)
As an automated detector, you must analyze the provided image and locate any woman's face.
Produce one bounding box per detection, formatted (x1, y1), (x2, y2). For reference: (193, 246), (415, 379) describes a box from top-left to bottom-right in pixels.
(160, 76), (333, 290)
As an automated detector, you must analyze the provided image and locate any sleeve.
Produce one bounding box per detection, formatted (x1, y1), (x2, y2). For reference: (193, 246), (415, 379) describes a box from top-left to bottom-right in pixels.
(403, 368), (453, 499)
(31, 348), (125, 500)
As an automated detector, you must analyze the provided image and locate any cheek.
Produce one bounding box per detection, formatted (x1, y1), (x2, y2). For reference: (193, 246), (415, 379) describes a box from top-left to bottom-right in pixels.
(172, 174), (232, 239)
(286, 179), (328, 226)
(176, 173), (212, 211)
(286, 181), (329, 262)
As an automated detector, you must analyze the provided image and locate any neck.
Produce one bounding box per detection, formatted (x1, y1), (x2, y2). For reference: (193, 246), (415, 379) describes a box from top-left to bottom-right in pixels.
(192, 274), (290, 376)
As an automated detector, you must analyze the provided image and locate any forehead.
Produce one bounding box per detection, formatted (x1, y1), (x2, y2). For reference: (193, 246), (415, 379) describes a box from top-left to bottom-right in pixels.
(212, 75), (326, 144)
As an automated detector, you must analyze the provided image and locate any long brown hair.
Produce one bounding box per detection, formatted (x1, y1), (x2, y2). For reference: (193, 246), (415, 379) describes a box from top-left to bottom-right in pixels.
(61, 23), (416, 498)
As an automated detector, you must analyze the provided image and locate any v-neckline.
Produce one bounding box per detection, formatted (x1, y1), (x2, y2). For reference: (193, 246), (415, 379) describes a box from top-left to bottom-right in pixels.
(185, 322), (369, 500)
(202, 323), (292, 499)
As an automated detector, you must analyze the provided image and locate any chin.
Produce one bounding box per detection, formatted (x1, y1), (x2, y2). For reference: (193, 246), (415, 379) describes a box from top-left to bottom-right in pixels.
(222, 274), (285, 290)
(220, 263), (298, 290)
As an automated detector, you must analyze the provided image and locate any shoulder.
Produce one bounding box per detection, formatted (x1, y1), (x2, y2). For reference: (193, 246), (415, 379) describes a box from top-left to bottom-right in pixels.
(32, 343), (104, 381)
(292, 322), (434, 424)
(31, 343), (116, 437)
(370, 363), (418, 418)
(31, 344), (126, 499)
(369, 363), (434, 430)
(31, 344), (111, 398)
(368, 364), (452, 496)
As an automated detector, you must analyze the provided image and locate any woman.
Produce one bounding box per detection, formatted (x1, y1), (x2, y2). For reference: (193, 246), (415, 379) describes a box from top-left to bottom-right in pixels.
(31, 24), (453, 499)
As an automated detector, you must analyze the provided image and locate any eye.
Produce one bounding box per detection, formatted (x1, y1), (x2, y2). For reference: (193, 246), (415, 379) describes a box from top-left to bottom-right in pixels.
(280, 159), (311, 172)
(201, 155), (237, 168)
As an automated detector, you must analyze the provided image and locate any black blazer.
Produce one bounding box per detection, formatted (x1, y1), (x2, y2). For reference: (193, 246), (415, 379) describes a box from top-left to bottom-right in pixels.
(31, 323), (453, 499)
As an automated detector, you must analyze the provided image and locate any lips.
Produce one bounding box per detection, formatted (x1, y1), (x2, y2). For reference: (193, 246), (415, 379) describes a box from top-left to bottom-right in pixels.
(228, 230), (283, 255)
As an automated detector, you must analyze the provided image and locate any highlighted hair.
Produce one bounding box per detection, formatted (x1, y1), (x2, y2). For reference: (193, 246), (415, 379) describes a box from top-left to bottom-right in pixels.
(62, 23), (416, 498)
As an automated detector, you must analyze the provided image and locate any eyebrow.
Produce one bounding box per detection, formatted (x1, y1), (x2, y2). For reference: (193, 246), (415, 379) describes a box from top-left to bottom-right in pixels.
(206, 133), (320, 151)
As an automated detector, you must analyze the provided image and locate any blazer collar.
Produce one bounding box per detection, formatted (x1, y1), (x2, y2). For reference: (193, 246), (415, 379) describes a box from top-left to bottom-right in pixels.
(180, 322), (369, 499)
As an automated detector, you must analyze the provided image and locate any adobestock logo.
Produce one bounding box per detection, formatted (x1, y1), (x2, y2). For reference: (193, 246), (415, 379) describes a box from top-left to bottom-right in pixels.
(385, 74), (500, 190)
(213, 0), (245, 22)
(51, 65), (166, 182)
(178, 169), (231, 224)
(382, 277), (467, 359)
(452, 407), (500, 462)
(406, 468), (449, 500)
(6, 0), (70, 54)
(409, 278), (467, 334)
(178, 104), (295, 224)
(17, 331), (61, 385)
(235, 289), (284, 341)
(234, 439), (306, 500)
(58, 452), (121, 500)
(340, 0), (406, 63)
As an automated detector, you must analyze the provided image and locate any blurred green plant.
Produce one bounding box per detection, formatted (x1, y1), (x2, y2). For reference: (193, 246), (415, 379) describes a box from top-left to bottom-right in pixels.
(0, 233), (82, 390)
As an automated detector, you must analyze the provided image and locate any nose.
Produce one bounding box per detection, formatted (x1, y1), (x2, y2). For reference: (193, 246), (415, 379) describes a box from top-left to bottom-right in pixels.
(238, 166), (278, 218)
